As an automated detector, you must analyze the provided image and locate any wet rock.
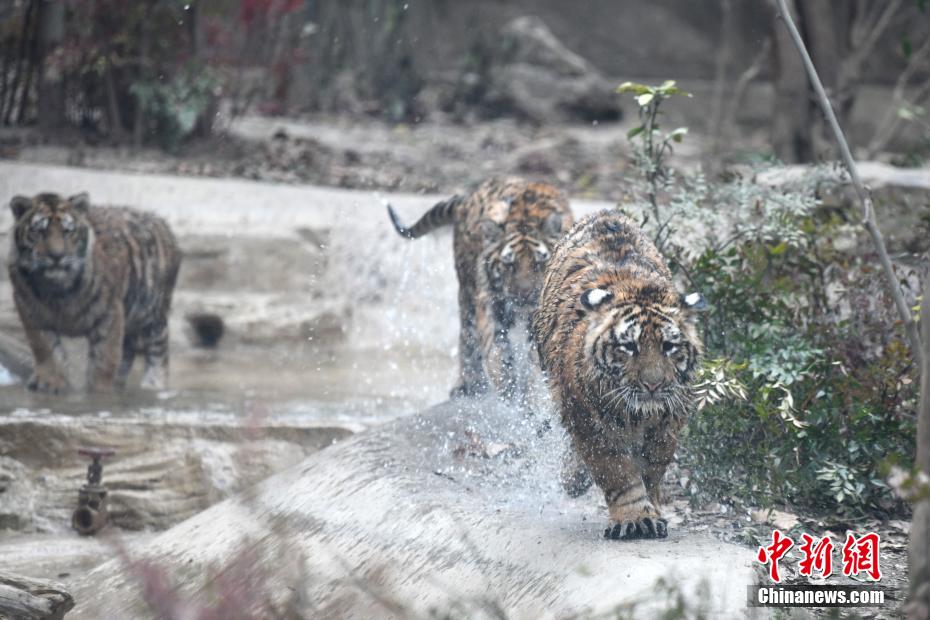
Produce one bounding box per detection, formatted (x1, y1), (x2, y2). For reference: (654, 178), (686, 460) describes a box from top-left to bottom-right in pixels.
(0, 415), (352, 534)
(0, 571), (74, 620)
(0, 331), (31, 383)
(295, 226), (331, 249)
(750, 508), (800, 531)
(178, 235), (325, 294)
(756, 162), (930, 257)
(0, 457), (34, 531)
(69, 398), (756, 618)
(300, 309), (347, 344)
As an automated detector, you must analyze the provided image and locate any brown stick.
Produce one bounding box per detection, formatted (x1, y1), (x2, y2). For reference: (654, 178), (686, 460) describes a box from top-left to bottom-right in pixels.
(774, 0), (923, 366)
(17, 0), (43, 124)
(104, 53), (124, 140)
(0, 37), (11, 121)
(909, 265), (930, 618)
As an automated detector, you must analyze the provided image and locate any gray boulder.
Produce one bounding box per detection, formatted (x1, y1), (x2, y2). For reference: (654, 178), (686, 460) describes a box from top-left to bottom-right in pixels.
(457, 16), (622, 124)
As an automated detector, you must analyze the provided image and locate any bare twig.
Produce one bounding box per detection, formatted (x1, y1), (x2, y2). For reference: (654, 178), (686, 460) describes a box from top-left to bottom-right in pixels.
(104, 52), (124, 140)
(866, 35), (930, 157)
(849, 0), (903, 68)
(906, 258), (930, 617)
(719, 36), (771, 155)
(774, 0), (923, 365)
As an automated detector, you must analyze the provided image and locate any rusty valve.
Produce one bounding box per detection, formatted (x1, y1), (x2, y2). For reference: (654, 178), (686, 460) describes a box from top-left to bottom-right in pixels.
(71, 447), (115, 536)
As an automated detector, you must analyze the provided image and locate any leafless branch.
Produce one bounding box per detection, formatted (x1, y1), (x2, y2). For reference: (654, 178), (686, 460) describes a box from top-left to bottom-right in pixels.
(850, 0), (903, 65)
(866, 35), (930, 157)
(774, 0), (923, 365)
(719, 36), (771, 150)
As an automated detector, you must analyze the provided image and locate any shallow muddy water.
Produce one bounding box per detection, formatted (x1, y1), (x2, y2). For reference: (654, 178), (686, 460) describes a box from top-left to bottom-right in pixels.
(0, 341), (455, 430)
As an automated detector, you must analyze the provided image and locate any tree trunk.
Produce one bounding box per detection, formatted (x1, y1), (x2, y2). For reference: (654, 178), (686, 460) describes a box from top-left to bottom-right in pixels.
(910, 267), (930, 619)
(37, 0), (66, 130)
(769, 0), (813, 163)
(4, 0), (36, 125)
(795, 0), (848, 158)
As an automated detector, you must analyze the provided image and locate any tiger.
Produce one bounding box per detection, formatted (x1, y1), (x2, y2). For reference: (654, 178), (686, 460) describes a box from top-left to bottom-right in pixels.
(387, 177), (573, 403)
(7, 192), (181, 393)
(532, 210), (706, 540)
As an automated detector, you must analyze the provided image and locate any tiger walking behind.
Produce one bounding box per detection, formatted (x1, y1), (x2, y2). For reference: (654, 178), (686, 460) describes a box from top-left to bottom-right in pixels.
(387, 177), (573, 403)
(8, 192), (181, 393)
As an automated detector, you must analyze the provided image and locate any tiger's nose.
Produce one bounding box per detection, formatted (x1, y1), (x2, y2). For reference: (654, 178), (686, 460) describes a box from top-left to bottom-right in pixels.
(642, 381), (663, 393)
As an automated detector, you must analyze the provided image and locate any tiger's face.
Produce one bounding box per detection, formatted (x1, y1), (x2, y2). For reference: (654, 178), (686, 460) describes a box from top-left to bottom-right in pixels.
(483, 211), (564, 310)
(10, 193), (93, 292)
(579, 280), (705, 415)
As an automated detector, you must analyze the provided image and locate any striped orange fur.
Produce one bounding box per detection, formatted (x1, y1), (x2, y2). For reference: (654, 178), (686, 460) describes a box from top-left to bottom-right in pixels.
(533, 210), (706, 540)
(8, 192), (181, 393)
(388, 177), (573, 402)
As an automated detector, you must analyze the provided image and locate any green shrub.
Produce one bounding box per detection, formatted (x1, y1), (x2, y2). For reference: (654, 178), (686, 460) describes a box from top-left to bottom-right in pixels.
(130, 66), (220, 152)
(618, 83), (918, 517)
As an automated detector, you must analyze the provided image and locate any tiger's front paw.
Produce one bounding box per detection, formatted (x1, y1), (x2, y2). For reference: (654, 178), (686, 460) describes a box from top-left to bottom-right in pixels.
(27, 368), (70, 394)
(604, 516), (668, 540)
(140, 366), (167, 391)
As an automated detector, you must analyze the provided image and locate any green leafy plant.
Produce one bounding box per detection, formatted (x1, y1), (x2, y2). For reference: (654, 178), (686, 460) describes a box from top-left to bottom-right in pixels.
(619, 82), (919, 517)
(617, 80), (691, 252)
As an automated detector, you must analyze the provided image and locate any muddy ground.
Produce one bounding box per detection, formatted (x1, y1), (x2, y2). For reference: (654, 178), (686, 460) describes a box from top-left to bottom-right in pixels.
(0, 113), (707, 202)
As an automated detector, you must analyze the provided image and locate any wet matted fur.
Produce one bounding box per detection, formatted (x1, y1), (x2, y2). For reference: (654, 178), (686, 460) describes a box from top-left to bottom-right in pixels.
(388, 177), (573, 402)
(532, 210), (706, 540)
(8, 192), (181, 392)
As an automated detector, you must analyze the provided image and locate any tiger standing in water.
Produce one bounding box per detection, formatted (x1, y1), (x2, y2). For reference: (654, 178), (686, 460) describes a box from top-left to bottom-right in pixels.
(387, 177), (573, 403)
(533, 210), (705, 540)
(8, 192), (181, 393)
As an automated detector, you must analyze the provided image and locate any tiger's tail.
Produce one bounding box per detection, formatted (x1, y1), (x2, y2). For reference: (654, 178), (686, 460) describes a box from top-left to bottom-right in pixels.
(386, 195), (462, 240)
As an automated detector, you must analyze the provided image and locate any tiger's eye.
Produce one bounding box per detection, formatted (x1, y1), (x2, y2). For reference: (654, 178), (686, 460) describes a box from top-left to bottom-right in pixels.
(500, 245), (515, 264)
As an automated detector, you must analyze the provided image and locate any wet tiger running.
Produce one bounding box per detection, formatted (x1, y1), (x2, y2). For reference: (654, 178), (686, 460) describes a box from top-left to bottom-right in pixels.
(387, 177), (573, 402)
(8, 192), (181, 393)
(532, 210), (705, 540)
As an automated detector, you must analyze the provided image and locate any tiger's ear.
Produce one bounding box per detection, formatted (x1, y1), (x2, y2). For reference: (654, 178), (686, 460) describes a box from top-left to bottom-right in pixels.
(543, 211), (564, 236)
(581, 288), (613, 310)
(68, 193), (90, 213)
(10, 196), (32, 220)
(680, 292), (708, 312)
